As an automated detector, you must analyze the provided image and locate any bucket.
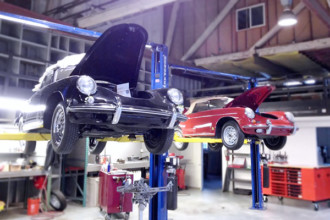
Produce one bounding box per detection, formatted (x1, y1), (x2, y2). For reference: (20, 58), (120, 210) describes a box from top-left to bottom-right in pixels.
(27, 198), (40, 215)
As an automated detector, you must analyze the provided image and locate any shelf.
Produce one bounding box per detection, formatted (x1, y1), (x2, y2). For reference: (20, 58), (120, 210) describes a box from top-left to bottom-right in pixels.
(230, 178), (252, 184)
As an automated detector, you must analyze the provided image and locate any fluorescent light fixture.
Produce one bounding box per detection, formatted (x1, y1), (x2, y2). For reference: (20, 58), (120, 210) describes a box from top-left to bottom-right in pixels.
(278, 9), (297, 26)
(0, 14), (50, 29)
(0, 97), (27, 111)
(0, 97), (45, 113)
(145, 44), (152, 49)
(283, 80), (302, 86)
(304, 78), (316, 85)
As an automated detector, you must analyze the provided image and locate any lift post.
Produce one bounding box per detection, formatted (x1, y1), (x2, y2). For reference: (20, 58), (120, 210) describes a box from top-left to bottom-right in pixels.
(149, 44), (169, 220)
(248, 80), (265, 210)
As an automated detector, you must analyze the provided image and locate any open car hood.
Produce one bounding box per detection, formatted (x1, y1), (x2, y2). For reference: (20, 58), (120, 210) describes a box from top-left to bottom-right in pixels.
(224, 86), (275, 111)
(71, 24), (148, 89)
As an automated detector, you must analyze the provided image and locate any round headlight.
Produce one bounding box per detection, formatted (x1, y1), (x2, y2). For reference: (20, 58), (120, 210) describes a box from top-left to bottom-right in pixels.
(245, 107), (255, 119)
(167, 88), (183, 105)
(285, 112), (295, 122)
(77, 75), (97, 96)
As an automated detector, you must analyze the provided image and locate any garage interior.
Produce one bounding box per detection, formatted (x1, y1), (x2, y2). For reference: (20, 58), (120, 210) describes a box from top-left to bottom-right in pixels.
(0, 0), (329, 219)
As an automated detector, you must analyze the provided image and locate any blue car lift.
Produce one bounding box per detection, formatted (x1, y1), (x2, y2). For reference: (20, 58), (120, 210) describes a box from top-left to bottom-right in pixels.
(0, 11), (266, 218)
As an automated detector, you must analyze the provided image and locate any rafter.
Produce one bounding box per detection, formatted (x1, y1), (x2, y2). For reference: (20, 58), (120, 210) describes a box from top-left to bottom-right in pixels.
(180, 0), (239, 61)
(302, 0), (330, 28)
(165, 1), (181, 53)
(77, 0), (176, 28)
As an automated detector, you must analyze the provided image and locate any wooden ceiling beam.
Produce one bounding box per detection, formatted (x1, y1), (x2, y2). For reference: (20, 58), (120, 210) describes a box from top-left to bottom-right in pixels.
(180, 0), (239, 61)
(77, 0), (177, 28)
(195, 38), (330, 66)
(302, 0), (330, 28)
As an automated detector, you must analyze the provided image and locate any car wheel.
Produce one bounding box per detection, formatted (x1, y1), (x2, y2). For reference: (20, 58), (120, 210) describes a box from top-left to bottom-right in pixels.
(89, 138), (107, 155)
(18, 118), (36, 155)
(172, 128), (188, 151)
(49, 190), (67, 211)
(264, 136), (287, 151)
(208, 143), (223, 152)
(221, 121), (245, 150)
(51, 102), (79, 154)
(144, 129), (174, 155)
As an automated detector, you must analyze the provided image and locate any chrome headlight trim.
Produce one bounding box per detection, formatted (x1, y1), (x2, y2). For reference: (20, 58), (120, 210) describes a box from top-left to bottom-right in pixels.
(76, 75), (97, 96)
(167, 88), (183, 105)
(245, 107), (255, 119)
(285, 112), (295, 122)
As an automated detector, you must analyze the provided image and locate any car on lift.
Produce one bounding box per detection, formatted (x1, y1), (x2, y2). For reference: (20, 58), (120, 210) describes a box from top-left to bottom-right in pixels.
(16, 23), (187, 155)
(173, 86), (297, 151)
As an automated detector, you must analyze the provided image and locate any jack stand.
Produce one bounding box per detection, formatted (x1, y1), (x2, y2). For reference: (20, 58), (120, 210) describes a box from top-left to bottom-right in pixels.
(117, 178), (173, 220)
(250, 139), (265, 210)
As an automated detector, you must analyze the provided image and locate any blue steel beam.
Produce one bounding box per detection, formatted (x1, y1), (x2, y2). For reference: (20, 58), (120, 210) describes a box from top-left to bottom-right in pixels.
(0, 11), (101, 38)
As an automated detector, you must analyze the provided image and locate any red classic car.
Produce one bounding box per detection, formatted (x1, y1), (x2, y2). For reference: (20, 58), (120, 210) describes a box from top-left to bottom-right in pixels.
(174, 86), (297, 151)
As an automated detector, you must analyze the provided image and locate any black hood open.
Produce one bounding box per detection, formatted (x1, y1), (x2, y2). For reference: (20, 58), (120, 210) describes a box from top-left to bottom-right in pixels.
(71, 24), (148, 88)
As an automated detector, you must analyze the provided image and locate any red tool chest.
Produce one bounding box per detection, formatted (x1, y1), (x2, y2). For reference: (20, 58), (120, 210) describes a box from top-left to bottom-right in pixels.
(99, 170), (133, 214)
(262, 165), (330, 202)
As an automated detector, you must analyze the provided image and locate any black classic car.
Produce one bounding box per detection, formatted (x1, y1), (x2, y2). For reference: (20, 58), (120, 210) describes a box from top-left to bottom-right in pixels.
(17, 24), (187, 155)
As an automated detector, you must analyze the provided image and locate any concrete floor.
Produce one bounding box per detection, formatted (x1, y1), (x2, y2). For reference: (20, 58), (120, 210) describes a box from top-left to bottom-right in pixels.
(1, 188), (330, 220)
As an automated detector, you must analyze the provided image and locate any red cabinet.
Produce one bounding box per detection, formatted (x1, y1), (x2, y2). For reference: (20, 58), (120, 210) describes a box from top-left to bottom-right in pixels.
(262, 165), (330, 202)
(99, 171), (133, 214)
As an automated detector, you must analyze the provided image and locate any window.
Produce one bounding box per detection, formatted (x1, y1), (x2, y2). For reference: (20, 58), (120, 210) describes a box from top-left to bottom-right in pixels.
(237, 3), (265, 31)
(193, 102), (209, 113)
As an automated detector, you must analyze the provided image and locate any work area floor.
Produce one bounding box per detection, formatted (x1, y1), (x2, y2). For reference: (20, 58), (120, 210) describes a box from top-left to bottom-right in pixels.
(1, 188), (330, 220)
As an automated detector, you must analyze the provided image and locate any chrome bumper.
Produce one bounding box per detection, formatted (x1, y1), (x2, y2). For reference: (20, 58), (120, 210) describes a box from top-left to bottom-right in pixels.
(67, 101), (187, 128)
(242, 120), (297, 135)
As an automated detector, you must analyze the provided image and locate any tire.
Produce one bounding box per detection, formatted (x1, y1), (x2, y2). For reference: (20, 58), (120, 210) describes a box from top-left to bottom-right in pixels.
(172, 128), (188, 151)
(89, 138), (107, 155)
(264, 136), (287, 151)
(208, 143), (223, 152)
(50, 190), (67, 211)
(221, 121), (245, 150)
(51, 102), (79, 154)
(44, 141), (55, 170)
(144, 129), (174, 155)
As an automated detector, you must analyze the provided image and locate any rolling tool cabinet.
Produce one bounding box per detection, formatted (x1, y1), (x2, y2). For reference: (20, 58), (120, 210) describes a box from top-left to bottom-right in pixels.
(262, 164), (330, 210)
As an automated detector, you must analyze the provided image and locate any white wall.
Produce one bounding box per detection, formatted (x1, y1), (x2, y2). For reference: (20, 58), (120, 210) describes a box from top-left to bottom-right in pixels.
(263, 116), (330, 167)
(221, 116), (330, 192)
(102, 142), (145, 163)
(169, 142), (203, 189)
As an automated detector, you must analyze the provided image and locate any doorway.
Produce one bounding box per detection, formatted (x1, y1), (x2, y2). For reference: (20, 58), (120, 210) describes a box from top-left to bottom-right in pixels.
(202, 143), (222, 190)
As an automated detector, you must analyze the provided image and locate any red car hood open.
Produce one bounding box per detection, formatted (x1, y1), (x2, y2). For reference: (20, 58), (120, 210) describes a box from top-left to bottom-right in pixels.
(224, 86), (275, 111)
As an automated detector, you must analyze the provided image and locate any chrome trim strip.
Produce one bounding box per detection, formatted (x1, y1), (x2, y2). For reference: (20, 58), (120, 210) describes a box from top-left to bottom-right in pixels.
(168, 107), (177, 129)
(121, 106), (171, 117)
(184, 132), (214, 136)
(193, 123), (212, 129)
(190, 112), (237, 119)
(67, 104), (187, 121)
(243, 125), (268, 128)
(112, 96), (122, 124)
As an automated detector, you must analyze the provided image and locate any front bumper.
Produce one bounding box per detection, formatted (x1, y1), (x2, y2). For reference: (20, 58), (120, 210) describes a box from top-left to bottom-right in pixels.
(242, 119), (297, 136)
(67, 103), (187, 129)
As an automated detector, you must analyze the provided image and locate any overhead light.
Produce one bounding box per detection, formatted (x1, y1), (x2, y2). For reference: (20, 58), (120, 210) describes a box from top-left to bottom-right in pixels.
(0, 97), (46, 113)
(283, 80), (302, 86)
(278, 0), (297, 27)
(304, 78), (316, 85)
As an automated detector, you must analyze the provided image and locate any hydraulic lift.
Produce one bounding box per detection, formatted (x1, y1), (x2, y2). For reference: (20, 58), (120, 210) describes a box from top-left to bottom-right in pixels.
(0, 11), (266, 219)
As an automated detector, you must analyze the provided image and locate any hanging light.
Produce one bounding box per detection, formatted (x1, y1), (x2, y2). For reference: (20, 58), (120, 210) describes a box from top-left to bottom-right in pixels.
(278, 0), (297, 26)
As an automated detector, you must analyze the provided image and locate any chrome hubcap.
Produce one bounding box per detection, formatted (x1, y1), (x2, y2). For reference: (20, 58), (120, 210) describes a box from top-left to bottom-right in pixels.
(89, 138), (98, 151)
(50, 195), (60, 209)
(223, 126), (238, 145)
(52, 107), (65, 147)
(174, 130), (184, 149)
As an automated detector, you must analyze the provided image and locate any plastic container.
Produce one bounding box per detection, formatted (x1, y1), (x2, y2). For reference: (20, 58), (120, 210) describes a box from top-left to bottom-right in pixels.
(27, 198), (40, 215)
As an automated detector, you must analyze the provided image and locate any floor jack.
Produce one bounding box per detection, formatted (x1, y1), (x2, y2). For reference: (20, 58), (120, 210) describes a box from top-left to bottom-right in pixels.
(117, 179), (173, 220)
